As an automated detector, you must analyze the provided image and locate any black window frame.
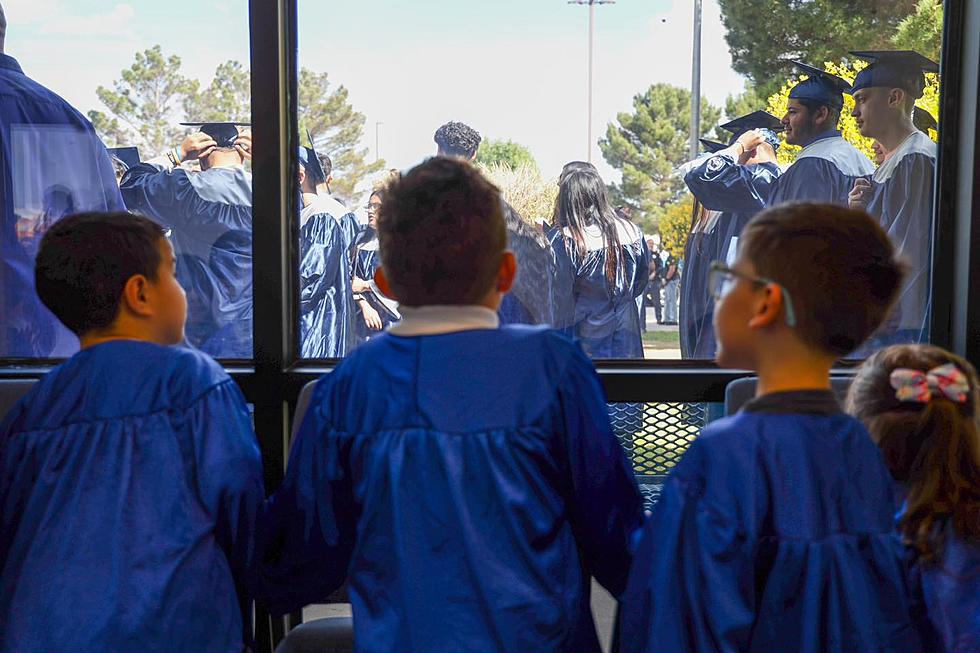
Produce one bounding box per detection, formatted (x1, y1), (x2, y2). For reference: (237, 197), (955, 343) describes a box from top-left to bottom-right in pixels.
(0, 1), (978, 650)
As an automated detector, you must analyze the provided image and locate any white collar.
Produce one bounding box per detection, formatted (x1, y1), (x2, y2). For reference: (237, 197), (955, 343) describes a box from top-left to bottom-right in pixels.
(388, 305), (499, 337)
(873, 131), (936, 182)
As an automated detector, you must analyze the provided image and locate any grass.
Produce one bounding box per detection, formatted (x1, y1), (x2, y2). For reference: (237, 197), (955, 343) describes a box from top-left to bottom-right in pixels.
(642, 329), (680, 348)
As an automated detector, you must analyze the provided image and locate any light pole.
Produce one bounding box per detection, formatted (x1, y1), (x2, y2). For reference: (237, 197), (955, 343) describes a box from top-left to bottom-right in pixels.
(375, 121), (383, 162)
(568, 0), (614, 163)
(689, 0), (703, 160)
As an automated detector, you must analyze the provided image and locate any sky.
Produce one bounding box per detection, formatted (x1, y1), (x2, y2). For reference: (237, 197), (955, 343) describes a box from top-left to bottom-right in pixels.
(4, 0), (748, 185)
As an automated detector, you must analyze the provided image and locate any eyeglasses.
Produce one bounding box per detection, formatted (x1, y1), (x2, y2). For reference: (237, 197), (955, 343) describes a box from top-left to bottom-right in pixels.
(364, 202), (382, 212)
(708, 261), (797, 327)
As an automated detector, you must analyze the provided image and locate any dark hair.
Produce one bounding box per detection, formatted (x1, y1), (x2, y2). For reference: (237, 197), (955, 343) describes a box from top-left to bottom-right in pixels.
(318, 152), (333, 179)
(433, 121), (482, 159)
(559, 160), (597, 185)
(556, 169), (625, 284)
(377, 157), (505, 305)
(35, 212), (168, 335)
(847, 345), (980, 564)
(796, 98), (842, 131)
(740, 203), (904, 356)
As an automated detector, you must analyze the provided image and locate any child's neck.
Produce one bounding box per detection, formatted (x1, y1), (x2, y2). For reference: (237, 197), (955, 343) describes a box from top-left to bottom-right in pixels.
(753, 350), (835, 398)
(79, 320), (168, 350)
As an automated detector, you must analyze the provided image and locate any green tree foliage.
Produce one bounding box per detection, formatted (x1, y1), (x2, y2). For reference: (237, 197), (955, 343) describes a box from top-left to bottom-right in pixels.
(892, 0), (943, 61)
(599, 83), (721, 227)
(476, 138), (538, 171)
(717, 0), (918, 92)
(298, 68), (384, 204)
(724, 85), (767, 122)
(88, 45), (199, 153)
(183, 60), (251, 123)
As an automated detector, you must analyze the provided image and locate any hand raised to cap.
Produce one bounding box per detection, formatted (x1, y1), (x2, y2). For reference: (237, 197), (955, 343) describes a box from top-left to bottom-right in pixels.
(235, 130), (253, 162)
(735, 129), (766, 157)
(180, 133), (218, 162)
(849, 178), (873, 210)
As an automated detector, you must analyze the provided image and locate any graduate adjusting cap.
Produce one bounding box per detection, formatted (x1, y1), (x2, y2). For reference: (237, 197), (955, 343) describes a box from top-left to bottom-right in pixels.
(107, 146), (140, 170)
(789, 61), (851, 110)
(180, 121), (250, 148)
(298, 130), (327, 184)
(913, 106), (938, 134)
(699, 138), (727, 154)
(849, 50), (939, 99)
(719, 110), (784, 149)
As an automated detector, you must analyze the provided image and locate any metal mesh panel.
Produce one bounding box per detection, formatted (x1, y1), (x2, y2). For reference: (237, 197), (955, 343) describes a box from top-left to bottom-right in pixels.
(607, 402), (715, 508)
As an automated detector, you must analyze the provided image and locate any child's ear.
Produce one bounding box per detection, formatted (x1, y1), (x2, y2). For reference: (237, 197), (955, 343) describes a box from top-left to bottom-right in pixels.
(120, 274), (154, 318)
(748, 283), (784, 329)
(496, 251), (517, 293)
(374, 267), (397, 300)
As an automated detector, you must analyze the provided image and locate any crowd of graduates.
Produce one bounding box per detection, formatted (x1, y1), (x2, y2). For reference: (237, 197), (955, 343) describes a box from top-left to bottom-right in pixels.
(1, 3), (976, 651)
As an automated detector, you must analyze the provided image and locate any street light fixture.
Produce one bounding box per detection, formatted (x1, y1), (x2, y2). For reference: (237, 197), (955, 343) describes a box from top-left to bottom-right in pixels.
(568, 0), (615, 163)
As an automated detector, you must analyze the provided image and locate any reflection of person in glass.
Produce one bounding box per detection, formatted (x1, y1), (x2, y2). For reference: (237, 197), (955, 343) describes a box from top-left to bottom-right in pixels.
(680, 112), (783, 358)
(552, 170), (650, 359)
(352, 189), (399, 340)
(848, 50), (939, 346)
(119, 122), (253, 359)
(435, 120), (557, 327)
(0, 1), (124, 357)
(297, 140), (359, 358)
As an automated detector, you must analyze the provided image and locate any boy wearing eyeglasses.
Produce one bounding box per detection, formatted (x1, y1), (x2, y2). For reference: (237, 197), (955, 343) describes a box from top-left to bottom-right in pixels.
(618, 203), (924, 652)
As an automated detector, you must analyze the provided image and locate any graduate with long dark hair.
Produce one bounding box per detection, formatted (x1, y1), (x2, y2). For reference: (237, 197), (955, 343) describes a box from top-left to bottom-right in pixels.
(553, 170), (650, 358)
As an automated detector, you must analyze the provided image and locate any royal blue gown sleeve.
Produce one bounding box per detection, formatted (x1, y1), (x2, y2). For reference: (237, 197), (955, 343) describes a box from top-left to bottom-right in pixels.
(254, 380), (356, 614)
(618, 438), (756, 653)
(684, 154), (781, 214)
(768, 157), (863, 207)
(557, 344), (645, 596)
(119, 163), (208, 229)
(298, 213), (356, 358)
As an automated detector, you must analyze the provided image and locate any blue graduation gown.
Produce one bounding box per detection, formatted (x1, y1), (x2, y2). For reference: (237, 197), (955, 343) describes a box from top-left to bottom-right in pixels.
(120, 163), (253, 358)
(619, 391), (921, 653)
(551, 221), (651, 359)
(298, 195), (358, 358)
(499, 202), (557, 326)
(0, 54), (124, 358)
(256, 327), (644, 652)
(352, 230), (398, 341)
(681, 159), (781, 359)
(910, 528), (980, 652)
(0, 341), (264, 653)
(864, 132), (936, 345)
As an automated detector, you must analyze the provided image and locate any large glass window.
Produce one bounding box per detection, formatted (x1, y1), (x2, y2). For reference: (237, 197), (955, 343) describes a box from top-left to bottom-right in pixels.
(1, 0), (253, 359)
(294, 0), (944, 363)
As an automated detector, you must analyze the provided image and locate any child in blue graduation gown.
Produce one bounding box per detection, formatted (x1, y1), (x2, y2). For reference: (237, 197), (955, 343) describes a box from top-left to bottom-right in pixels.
(257, 158), (644, 652)
(0, 212), (264, 652)
(847, 345), (980, 652)
(618, 203), (921, 652)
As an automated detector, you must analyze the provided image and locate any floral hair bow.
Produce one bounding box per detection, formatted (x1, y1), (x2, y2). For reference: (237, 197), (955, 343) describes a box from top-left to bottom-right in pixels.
(889, 363), (971, 404)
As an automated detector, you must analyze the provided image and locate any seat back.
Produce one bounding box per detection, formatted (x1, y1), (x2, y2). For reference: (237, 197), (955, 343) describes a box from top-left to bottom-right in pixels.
(724, 377), (854, 416)
(274, 617), (354, 653)
(0, 379), (37, 422)
(291, 379), (320, 442)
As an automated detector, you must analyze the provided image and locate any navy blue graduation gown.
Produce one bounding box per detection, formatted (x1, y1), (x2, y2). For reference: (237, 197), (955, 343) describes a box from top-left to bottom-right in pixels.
(352, 230), (398, 341)
(298, 196), (358, 358)
(120, 163), (253, 358)
(864, 131), (936, 345)
(619, 391), (922, 653)
(681, 159), (781, 358)
(256, 327), (644, 652)
(551, 220), (650, 359)
(0, 54), (124, 358)
(0, 341), (264, 652)
(499, 202), (557, 326)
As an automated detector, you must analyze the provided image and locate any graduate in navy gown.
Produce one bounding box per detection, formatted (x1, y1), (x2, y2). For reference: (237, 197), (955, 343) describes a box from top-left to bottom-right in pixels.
(120, 121), (253, 358)
(351, 189), (399, 340)
(551, 169), (650, 358)
(435, 120), (558, 326)
(256, 158), (643, 652)
(0, 19), (124, 358)
(0, 212), (264, 652)
(619, 203), (921, 653)
(847, 344), (980, 653)
(696, 63), (873, 211)
(848, 51), (940, 346)
(297, 139), (359, 358)
(680, 112), (783, 359)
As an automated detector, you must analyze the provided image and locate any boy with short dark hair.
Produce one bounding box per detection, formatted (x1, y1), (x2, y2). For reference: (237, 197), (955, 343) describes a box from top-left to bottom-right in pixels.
(618, 203), (922, 652)
(0, 212), (264, 652)
(257, 157), (643, 652)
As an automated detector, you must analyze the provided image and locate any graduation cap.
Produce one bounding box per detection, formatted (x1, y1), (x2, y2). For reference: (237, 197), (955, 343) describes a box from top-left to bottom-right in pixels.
(789, 61), (851, 110)
(719, 111), (784, 150)
(179, 121), (250, 148)
(849, 50), (939, 99)
(298, 130), (327, 184)
(699, 138), (727, 154)
(913, 106), (938, 134)
(107, 146), (140, 170)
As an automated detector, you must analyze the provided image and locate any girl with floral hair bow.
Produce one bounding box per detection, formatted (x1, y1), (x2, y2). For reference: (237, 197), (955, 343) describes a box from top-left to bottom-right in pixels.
(847, 344), (980, 653)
